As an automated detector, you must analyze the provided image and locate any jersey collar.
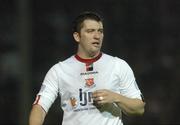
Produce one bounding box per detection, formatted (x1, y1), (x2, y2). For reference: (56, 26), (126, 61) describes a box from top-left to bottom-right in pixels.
(75, 52), (102, 63)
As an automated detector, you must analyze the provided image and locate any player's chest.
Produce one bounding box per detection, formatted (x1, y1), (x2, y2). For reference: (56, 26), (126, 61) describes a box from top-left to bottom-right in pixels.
(60, 62), (120, 92)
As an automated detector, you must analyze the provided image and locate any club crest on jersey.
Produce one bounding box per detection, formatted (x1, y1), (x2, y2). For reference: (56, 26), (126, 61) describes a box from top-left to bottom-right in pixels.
(85, 78), (95, 87)
(86, 63), (93, 71)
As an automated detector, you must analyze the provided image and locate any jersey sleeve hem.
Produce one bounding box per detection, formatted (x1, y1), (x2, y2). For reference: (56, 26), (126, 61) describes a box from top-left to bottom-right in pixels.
(35, 94), (55, 113)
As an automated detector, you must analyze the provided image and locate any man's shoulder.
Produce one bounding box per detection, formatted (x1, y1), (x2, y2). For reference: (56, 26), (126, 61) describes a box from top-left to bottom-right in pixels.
(52, 55), (75, 65)
(102, 53), (125, 63)
(49, 55), (75, 70)
(61, 55), (75, 64)
(101, 53), (114, 60)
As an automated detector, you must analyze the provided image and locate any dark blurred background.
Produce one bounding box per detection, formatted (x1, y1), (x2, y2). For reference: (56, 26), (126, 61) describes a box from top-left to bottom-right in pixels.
(0, 0), (180, 125)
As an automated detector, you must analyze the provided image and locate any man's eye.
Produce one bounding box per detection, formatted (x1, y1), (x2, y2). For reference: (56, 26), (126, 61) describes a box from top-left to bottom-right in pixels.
(87, 30), (94, 33)
(99, 30), (103, 33)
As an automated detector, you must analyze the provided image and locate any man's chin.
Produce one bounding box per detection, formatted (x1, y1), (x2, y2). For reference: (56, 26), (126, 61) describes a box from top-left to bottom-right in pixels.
(89, 50), (101, 57)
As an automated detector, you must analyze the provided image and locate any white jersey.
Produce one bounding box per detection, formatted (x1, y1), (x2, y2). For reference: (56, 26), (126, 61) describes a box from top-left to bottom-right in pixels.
(34, 53), (142, 125)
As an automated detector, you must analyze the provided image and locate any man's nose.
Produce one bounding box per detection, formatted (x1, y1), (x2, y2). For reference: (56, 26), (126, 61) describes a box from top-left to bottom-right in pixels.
(94, 32), (101, 39)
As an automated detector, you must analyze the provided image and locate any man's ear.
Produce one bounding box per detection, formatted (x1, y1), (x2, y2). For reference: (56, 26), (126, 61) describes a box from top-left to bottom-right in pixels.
(73, 32), (80, 43)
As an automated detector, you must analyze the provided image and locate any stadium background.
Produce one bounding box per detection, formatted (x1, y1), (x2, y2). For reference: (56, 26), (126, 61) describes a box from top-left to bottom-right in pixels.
(0, 0), (180, 124)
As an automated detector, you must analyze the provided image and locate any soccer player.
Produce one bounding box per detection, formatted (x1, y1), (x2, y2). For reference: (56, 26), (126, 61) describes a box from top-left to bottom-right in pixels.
(29, 11), (145, 125)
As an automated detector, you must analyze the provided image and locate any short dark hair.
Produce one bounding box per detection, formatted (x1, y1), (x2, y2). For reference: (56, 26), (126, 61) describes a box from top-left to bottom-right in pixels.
(72, 11), (103, 33)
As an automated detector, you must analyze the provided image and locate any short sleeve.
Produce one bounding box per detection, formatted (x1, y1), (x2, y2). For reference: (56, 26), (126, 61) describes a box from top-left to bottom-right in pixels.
(33, 64), (59, 112)
(115, 57), (142, 100)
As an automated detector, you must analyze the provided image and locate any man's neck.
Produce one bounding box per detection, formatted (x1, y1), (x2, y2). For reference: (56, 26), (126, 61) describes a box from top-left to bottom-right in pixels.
(75, 52), (102, 63)
(76, 51), (100, 59)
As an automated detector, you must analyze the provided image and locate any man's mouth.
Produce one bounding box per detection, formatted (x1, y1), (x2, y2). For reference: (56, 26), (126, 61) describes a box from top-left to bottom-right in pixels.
(92, 42), (100, 45)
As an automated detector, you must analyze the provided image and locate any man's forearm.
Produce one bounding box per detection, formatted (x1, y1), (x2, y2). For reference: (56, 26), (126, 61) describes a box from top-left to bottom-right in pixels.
(114, 94), (145, 116)
(29, 104), (46, 125)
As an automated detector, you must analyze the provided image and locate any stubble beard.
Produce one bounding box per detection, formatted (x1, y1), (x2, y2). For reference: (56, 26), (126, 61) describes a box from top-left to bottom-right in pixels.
(88, 47), (101, 58)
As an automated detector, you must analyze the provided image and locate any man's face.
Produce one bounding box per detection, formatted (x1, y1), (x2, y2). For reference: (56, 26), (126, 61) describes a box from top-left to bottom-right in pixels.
(74, 19), (104, 57)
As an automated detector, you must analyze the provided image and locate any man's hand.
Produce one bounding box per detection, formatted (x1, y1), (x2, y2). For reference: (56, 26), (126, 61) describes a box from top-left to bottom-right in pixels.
(92, 89), (118, 104)
(92, 89), (145, 116)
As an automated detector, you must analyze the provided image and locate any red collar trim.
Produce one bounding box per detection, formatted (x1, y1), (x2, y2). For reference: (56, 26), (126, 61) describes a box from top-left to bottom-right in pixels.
(75, 53), (102, 63)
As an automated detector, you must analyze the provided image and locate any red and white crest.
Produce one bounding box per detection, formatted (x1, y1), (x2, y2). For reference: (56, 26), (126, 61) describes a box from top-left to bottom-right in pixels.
(85, 78), (94, 87)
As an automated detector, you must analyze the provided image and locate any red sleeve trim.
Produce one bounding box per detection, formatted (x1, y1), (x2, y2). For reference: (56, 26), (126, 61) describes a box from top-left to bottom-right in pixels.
(33, 95), (40, 105)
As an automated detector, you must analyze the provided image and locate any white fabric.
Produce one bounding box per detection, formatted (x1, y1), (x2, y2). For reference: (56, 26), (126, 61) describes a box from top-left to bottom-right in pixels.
(36, 53), (142, 125)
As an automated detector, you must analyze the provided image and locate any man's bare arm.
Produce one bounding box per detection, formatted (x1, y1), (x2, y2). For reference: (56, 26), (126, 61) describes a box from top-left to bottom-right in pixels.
(29, 104), (46, 125)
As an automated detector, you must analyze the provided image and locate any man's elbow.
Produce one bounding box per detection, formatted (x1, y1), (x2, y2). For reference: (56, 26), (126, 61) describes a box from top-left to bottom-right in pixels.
(127, 108), (145, 116)
(134, 101), (146, 116)
(127, 102), (146, 116)
(137, 107), (145, 115)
